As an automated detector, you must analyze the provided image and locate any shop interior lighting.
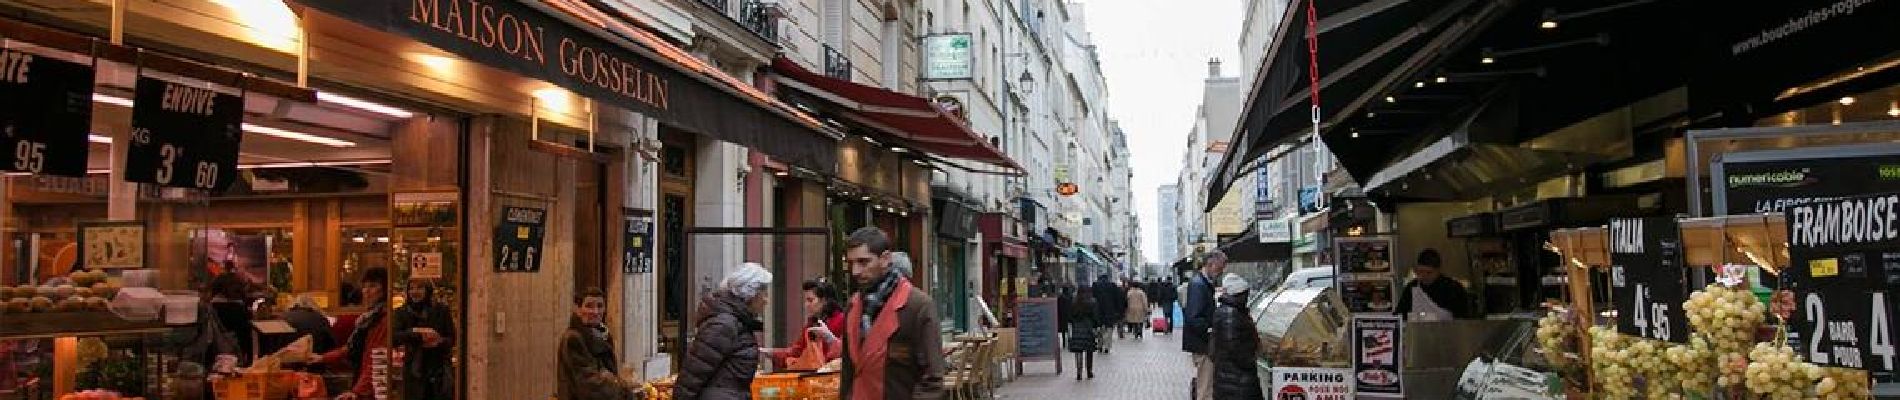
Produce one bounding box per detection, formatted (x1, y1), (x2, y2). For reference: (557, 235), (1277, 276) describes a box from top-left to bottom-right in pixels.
(890, 147), (907, 153)
(1435, 76), (1448, 83)
(1888, 103), (1899, 117)
(1480, 56), (1495, 64)
(243, 123), (357, 147)
(239, 159), (391, 169)
(92, 94), (134, 107)
(1384, 96), (1395, 103)
(89, 134), (112, 144)
(1538, 20), (1557, 29)
(318, 92), (415, 119)
(1414, 81), (1425, 88)
(1350, 130), (1359, 138)
(773, 170), (789, 177)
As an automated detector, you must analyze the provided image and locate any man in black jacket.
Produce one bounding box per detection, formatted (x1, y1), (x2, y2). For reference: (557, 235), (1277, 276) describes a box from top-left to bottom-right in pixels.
(1396, 248), (1471, 320)
(1183, 251), (1226, 400)
(1091, 275), (1123, 353)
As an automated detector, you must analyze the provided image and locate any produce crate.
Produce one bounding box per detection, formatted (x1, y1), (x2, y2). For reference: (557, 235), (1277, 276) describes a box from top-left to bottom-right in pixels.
(750, 373), (803, 399)
(799, 372), (841, 399)
(212, 372), (294, 400)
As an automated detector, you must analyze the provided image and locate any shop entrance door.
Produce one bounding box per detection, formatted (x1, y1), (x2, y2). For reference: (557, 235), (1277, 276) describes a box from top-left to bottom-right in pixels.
(657, 131), (695, 368)
(573, 159), (609, 297)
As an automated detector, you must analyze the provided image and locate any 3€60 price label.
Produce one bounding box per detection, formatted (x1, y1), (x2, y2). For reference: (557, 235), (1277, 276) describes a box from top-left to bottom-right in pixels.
(124, 77), (243, 190)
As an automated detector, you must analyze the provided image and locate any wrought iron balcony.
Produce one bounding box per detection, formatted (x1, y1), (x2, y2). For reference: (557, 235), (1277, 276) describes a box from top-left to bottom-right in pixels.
(738, 0), (778, 43)
(698, 0), (728, 13)
(823, 44), (852, 80)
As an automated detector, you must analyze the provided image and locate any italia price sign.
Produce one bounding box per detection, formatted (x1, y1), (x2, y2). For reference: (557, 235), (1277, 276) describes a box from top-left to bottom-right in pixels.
(125, 76), (244, 190)
(1610, 217), (1690, 343)
(0, 49), (94, 177)
(1785, 193), (1900, 381)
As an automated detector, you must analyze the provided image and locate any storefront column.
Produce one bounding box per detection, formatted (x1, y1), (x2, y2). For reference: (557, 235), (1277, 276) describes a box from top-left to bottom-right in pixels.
(693, 141), (746, 320)
(624, 115), (663, 378)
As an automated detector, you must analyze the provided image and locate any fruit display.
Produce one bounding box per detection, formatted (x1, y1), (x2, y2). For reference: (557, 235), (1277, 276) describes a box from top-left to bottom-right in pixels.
(1683, 282), (1764, 389)
(1535, 308), (1574, 368)
(2, 270), (122, 314)
(1815, 366), (1872, 400)
(1588, 326), (1638, 399)
(1660, 336), (1716, 396)
(1743, 341), (1821, 398)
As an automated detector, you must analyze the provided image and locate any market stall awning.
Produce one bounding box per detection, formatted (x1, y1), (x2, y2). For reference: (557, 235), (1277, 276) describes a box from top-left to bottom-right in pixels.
(1072, 246), (1112, 268)
(1218, 229), (1292, 263)
(770, 57), (1023, 174)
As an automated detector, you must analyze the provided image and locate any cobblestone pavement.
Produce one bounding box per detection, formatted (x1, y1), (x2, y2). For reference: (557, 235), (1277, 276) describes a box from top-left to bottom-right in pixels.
(996, 325), (1194, 400)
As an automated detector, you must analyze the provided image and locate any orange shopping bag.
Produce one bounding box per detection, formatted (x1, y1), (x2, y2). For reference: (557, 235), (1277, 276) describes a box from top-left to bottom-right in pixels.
(788, 340), (828, 370)
(294, 372), (327, 399)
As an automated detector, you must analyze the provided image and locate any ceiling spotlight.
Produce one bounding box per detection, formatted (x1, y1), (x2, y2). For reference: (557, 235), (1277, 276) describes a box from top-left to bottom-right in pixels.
(1414, 81), (1425, 88)
(1366, 112), (1376, 118)
(1350, 130), (1359, 138)
(1435, 76), (1448, 83)
(1888, 105), (1899, 117)
(1838, 97), (1856, 105)
(1540, 20), (1557, 29)
(1384, 96), (1396, 103)
(774, 170), (789, 177)
(1481, 57), (1495, 64)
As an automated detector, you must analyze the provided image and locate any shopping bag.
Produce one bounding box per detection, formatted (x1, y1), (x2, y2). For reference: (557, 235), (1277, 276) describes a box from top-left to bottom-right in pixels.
(788, 340), (829, 370)
(1151, 316), (1169, 332)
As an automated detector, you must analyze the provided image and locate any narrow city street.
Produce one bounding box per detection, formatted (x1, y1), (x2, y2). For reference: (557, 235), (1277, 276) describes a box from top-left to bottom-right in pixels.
(999, 326), (1194, 400)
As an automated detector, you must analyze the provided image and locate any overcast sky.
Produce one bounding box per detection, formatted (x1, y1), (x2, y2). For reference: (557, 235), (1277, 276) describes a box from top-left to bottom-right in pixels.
(1081, 0), (1242, 265)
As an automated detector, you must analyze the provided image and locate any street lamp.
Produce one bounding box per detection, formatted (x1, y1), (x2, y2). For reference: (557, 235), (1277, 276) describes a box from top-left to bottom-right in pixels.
(1017, 70), (1035, 94)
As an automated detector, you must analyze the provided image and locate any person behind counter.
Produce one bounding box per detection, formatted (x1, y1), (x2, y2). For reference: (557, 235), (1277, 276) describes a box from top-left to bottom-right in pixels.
(319, 267), (389, 400)
(1210, 274), (1264, 400)
(1395, 248), (1471, 321)
(769, 279), (845, 370)
(394, 280), (455, 399)
(282, 294), (336, 355)
(558, 287), (641, 400)
(674, 263), (774, 400)
(207, 272), (258, 365)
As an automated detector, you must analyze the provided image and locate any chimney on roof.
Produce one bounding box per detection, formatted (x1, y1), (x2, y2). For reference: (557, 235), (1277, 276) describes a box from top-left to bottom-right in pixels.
(1208, 58), (1222, 78)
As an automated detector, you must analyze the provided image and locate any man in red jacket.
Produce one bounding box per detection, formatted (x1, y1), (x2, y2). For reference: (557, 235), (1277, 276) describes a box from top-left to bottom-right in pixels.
(320, 267), (391, 400)
(840, 227), (945, 400)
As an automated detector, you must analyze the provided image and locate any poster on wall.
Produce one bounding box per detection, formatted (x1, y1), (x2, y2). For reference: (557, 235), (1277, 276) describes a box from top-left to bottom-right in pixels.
(0, 48), (94, 177)
(1782, 192), (1900, 382)
(1269, 367), (1352, 400)
(1608, 217), (1690, 343)
(191, 229), (272, 286)
(623, 212), (653, 274)
(124, 76), (244, 190)
(409, 252), (444, 280)
(493, 206), (547, 272)
(1352, 315), (1404, 397)
(1335, 236), (1396, 314)
(78, 221), (145, 269)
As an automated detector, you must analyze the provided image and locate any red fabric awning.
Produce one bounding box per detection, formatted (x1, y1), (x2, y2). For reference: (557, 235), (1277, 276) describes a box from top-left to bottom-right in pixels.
(770, 57), (1023, 173)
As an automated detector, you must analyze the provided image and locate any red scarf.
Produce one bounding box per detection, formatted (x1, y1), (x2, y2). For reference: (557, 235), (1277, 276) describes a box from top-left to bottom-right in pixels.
(845, 278), (915, 399)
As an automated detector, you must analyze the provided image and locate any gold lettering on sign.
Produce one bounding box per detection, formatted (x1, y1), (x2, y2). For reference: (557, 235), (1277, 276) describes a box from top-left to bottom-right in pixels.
(159, 83), (217, 116)
(404, 0), (666, 110)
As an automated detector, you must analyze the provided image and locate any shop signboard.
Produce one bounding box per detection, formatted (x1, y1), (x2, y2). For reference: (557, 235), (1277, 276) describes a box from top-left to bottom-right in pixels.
(1608, 217), (1690, 343)
(1269, 367), (1352, 400)
(623, 213), (653, 274)
(494, 206), (547, 272)
(922, 33), (973, 80)
(1259, 218), (1292, 244)
(1334, 236), (1395, 314)
(125, 76), (244, 190)
(1352, 315), (1404, 397)
(1783, 192), (1900, 382)
(1714, 146), (1900, 216)
(0, 49), (93, 177)
(1015, 297), (1062, 363)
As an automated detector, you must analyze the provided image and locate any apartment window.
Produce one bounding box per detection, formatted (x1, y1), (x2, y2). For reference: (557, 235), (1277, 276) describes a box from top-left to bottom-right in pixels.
(823, 0), (849, 47)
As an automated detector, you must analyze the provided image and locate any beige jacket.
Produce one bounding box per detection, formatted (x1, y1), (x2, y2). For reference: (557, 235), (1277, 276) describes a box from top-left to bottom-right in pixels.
(1125, 288), (1150, 323)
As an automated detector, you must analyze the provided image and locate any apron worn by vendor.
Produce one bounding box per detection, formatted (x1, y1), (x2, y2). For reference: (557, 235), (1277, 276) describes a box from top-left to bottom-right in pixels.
(1408, 285), (1454, 322)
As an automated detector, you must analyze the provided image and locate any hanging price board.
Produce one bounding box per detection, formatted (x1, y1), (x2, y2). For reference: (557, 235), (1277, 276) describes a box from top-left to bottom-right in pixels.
(623, 212), (652, 274)
(124, 76), (244, 190)
(1610, 217), (1690, 343)
(0, 49), (93, 177)
(493, 206), (546, 272)
(1784, 193), (1900, 382)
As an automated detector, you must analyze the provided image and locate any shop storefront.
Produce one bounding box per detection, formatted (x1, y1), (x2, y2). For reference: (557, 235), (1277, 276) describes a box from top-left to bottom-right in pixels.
(976, 213), (1028, 326)
(0, 0), (847, 398)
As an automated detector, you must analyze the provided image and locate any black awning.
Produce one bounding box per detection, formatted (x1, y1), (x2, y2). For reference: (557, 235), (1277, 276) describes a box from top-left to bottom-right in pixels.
(1690, 0), (1900, 125)
(1218, 230), (1293, 263)
(297, 0), (841, 173)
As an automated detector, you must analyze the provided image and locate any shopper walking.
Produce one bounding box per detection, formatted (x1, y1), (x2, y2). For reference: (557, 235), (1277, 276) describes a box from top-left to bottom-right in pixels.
(840, 227), (946, 400)
(393, 280), (455, 399)
(558, 287), (641, 400)
(675, 263), (774, 400)
(1154, 278), (1177, 334)
(769, 279), (846, 369)
(1183, 251), (1227, 400)
(1123, 284), (1149, 340)
(1091, 275), (1122, 352)
(1210, 274), (1264, 400)
(1056, 285), (1074, 345)
(1067, 293), (1099, 380)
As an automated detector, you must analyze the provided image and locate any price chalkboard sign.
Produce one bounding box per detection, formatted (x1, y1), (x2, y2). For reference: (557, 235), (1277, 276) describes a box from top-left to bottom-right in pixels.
(1785, 193), (1900, 381)
(0, 50), (93, 177)
(1015, 297), (1061, 361)
(124, 76), (243, 190)
(623, 213), (652, 274)
(494, 206), (546, 272)
(1610, 217), (1690, 343)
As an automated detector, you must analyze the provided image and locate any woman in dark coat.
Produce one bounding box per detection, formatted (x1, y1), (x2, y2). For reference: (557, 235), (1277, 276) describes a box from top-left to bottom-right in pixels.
(674, 263), (772, 400)
(1067, 292), (1099, 381)
(558, 287), (639, 400)
(1210, 274), (1264, 400)
(393, 281), (455, 399)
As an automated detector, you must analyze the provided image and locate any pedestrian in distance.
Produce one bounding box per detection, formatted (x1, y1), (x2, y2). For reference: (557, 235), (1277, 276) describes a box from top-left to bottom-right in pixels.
(558, 287), (642, 400)
(1067, 292), (1099, 380)
(1056, 285), (1074, 345)
(1210, 273), (1264, 400)
(1091, 274), (1122, 352)
(674, 263), (773, 400)
(840, 227), (946, 400)
(1184, 250), (1228, 400)
(1123, 283), (1148, 340)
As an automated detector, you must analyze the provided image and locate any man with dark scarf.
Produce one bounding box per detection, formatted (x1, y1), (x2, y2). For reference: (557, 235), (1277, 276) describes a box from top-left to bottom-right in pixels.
(394, 280), (455, 399)
(320, 267), (389, 400)
(841, 227), (946, 400)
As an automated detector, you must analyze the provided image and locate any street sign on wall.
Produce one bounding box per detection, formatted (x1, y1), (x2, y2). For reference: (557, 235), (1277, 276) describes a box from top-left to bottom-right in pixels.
(922, 33), (973, 80)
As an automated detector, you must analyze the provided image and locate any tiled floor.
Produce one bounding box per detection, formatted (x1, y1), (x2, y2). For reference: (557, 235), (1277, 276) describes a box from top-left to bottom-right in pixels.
(995, 325), (1194, 400)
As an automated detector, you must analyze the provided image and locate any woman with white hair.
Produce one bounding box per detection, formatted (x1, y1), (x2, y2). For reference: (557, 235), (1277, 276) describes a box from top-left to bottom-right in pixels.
(674, 263), (774, 400)
(888, 251), (914, 278)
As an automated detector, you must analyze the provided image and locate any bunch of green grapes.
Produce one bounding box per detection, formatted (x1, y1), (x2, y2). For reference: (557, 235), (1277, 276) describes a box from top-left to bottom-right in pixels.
(1684, 283), (1764, 388)
(1536, 309), (1574, 367)
(1744, 342), (1823, 398)
(1622, 339), (1680, 399)
(1589, 326), (1638, 399)
(1659, 336), (1717, 396)
(1814, 366), (1872, 400)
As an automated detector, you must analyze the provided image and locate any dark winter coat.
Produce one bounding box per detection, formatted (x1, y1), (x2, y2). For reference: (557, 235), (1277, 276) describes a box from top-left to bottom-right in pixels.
(674, 292), (764, 400)
(393, 301), (456, 399)
(1182, 272), (1217, 354)
(558, 316), (636, 400)
(1055, 289), (1073, 334)
(1091, 281), (1123, 327)
(1210, 293), (1264, 400)
(1067, 298), (1099, 353)
(282, 306), (336, 354)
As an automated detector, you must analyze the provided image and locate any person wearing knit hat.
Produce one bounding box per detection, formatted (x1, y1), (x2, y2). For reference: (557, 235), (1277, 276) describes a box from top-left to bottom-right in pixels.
(675, 263), (774, 400)
(1209, 273), (1264, 400)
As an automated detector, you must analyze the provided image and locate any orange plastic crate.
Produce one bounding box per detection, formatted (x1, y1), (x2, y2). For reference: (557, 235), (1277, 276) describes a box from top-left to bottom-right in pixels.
(750, 373), (804, 399)
(212, 372), (294, 400)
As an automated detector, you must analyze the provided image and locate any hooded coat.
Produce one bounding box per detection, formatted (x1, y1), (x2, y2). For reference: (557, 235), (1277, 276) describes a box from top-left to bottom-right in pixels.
(558, 315), (636, 400)
(1210, 293), (1264, 400)
(674, 292), (764, 400)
